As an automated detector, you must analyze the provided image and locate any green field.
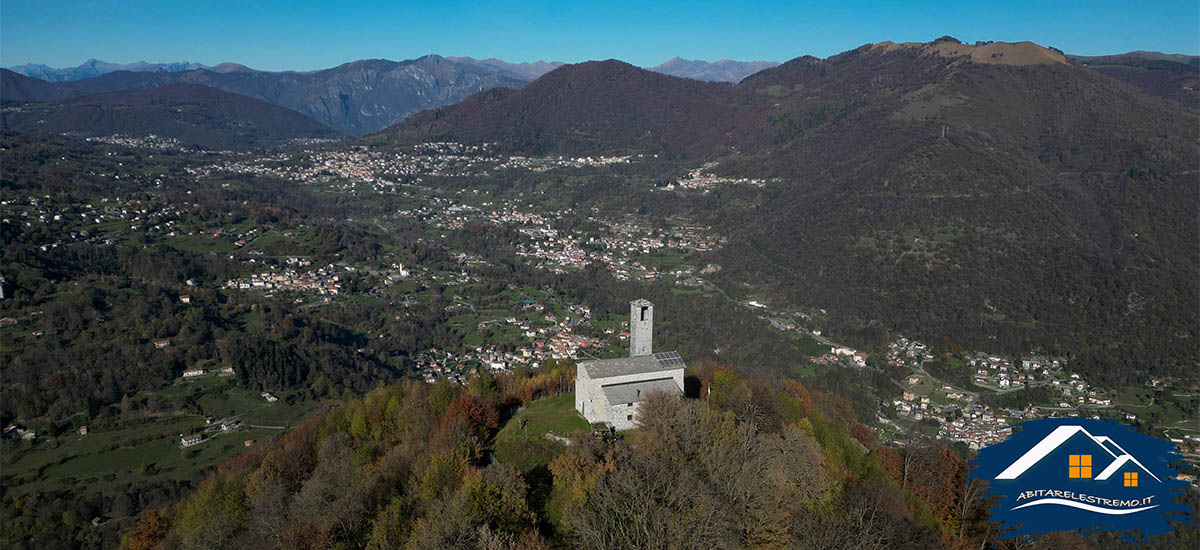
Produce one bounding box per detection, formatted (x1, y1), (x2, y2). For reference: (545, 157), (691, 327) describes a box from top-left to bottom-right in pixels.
(1, 378), (325, 501)
(789, 333), (829, 357)
(494, 393), (589, 472)
(165, 234), (237, 253)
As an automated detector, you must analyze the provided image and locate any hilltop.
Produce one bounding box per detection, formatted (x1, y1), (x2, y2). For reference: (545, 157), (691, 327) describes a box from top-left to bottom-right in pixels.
(377, 59), (746, 156)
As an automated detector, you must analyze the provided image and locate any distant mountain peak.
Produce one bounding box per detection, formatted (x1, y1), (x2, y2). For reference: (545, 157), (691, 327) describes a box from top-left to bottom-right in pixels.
(445, 57), (565, 81)
(208, 62), (254, 73)
(648, 57), (780, 82)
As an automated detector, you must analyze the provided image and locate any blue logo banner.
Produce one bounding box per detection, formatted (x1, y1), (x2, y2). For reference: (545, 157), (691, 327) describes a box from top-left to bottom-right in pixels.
(970, 417), (1191, 539)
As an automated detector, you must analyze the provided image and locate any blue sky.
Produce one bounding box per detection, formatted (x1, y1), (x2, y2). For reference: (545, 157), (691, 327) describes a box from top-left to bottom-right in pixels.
(3, 1), (1198, 71)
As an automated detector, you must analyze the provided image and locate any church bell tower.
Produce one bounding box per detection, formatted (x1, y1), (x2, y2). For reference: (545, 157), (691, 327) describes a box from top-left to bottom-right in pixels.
(630, 299), (653, 357)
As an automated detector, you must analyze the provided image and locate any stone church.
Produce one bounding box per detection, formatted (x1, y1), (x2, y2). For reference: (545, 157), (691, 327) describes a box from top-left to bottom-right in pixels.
(575, 299), (685, 430)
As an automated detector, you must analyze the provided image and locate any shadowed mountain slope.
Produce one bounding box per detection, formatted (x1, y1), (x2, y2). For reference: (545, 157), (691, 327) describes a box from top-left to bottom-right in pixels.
(2, 83), (343, 149)
(379, 60), (753, 155)
(1070, 52), (1200, 108)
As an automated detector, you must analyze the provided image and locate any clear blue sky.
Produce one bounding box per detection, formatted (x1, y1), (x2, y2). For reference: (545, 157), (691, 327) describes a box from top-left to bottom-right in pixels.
(3, 0), (1198, 70)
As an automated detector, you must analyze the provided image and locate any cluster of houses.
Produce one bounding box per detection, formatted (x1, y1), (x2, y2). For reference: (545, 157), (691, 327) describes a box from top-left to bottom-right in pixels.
(2, 193), (198, 253)
(222, 264), (345, 295)
(188, 141), (645, 199)
(180, 365), (235, 379)
(415, 302), (606, 384)
(0, 310), (42, 330)
(187, 142), (502, 192)
(937, 409), (1012, 450)
(889, 382), (1014, 450)
(183, 416), (256, 447)
(4, 424), (38, 441)
(666, 162), (772, 190)
(814, 346), (869, 368)
(877, 336), (1131, 449)
(497, 153), (634, 172)
(413, 193), (723, 281)
(887, 338), (934, 369)
(86, 133), (191, 151)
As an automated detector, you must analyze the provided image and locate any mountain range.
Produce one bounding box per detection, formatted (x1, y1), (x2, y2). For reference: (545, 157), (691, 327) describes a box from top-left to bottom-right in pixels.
(0, 55), (784, 140)
(5, 46), (1194, 142)
(8, 56), (775, 85)
(6, 59), (213, 82)
(648, 57), (780, 82)
(378, 38), (1198, 376)
(2, 55), (533, 136)
(1, 83), (342, 149)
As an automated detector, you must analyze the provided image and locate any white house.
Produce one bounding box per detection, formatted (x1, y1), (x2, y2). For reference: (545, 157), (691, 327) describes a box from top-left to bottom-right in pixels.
(575, 300), (685, 430)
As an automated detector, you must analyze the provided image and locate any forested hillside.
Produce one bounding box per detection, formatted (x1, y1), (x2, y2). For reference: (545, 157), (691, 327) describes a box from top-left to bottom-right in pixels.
(123, 364), (1197, 549)
(375, 38), (1200, 380)
(123, 366), (942, 549)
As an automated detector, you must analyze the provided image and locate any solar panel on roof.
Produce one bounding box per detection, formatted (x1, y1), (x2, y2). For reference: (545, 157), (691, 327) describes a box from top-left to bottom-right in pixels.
(654, 351), (684, 367)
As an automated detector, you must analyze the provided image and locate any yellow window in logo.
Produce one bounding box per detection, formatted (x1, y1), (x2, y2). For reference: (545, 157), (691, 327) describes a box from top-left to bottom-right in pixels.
(1068, 454), (1092, 478)
(1124, 472), (1138, 487)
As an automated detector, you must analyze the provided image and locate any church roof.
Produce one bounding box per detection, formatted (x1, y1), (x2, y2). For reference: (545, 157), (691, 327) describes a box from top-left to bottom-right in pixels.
(601, 377), (681, 405)
(580, 351), (685, 379)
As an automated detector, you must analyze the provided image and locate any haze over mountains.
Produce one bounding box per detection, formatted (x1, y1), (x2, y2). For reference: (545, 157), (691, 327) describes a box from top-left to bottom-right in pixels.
(7, 59), (214, 82)
(648, 57), (780, 82)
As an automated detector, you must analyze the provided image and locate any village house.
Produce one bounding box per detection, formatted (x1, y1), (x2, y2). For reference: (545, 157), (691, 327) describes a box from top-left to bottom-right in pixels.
(575, 300), (685, 430)
(182, 368), (205, 378)
(180, 434), (203, 447)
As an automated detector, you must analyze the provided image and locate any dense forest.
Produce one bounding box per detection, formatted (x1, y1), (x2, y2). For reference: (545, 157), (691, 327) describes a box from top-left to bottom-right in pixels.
(116, 364), (1197, 550)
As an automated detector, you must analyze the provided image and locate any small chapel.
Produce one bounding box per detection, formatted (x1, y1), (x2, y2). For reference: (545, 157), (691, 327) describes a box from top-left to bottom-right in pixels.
(574, 299), (686, 430)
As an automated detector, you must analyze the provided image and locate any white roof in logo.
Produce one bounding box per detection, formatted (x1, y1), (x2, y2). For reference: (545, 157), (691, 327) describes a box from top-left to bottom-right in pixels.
(995, 425), (1161, 482)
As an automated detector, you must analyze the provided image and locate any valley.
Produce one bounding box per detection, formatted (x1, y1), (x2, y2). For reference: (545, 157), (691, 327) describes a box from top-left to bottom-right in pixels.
(1, 27), (1198, 549)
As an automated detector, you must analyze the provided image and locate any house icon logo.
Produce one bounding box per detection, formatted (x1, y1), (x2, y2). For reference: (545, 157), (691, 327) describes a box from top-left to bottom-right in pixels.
(970, 418), (1190, 539)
